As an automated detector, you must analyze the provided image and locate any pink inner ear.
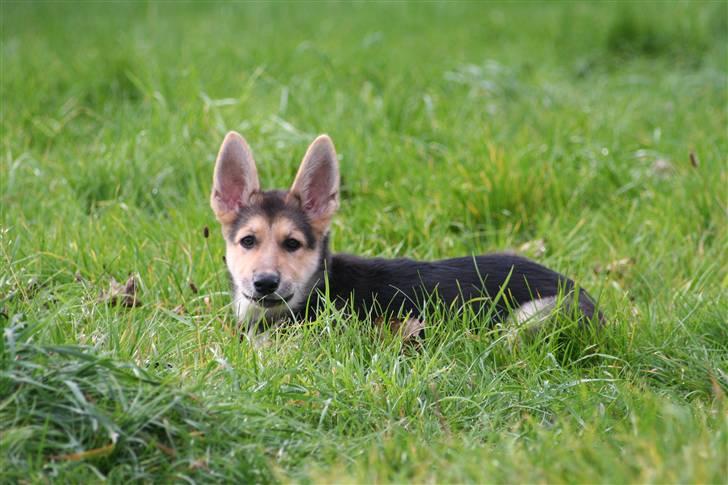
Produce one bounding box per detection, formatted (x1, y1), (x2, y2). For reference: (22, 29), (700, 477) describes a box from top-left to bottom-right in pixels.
(302, 167), (334, 216)
(214, 188), (241, 213)
(214, 171), (245, 212)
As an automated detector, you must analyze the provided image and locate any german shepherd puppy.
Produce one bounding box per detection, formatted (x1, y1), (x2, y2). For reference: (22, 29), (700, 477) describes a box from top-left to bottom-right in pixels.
(210, 132), (601, 336)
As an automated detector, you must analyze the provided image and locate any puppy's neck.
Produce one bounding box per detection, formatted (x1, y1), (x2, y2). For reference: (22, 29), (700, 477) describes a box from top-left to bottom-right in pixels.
(307, 232), (333, 298)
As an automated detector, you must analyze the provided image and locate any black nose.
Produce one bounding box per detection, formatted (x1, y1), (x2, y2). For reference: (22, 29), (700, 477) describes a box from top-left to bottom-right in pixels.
(253, 273), (280, 295)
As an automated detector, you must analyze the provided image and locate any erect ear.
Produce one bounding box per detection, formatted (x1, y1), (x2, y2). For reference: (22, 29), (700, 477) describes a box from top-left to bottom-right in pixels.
(210, 131), (260, 225)
(288, 135), (340, 232)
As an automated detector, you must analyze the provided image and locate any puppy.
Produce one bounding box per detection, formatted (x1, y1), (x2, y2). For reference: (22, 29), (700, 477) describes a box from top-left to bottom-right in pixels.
(210, 132), (601, 335)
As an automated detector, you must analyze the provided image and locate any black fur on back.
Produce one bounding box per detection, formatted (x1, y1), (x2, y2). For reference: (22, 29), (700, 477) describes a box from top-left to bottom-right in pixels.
(304, 252), (601, 324)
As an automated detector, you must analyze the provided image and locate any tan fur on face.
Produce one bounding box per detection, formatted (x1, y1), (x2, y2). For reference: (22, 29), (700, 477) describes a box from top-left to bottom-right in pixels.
(226, 215), (321, 317)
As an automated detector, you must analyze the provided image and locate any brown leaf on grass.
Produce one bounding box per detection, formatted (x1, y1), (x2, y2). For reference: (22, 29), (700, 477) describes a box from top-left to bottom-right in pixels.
(396, 317), (426, 341)
(100, 275), (141, 307)
(188, 281), (199, 294)
(689, 151), (699, 168)
(286, 399), (308, 406)
(375, 316), (426, 342)
(154, 442), (177, 458)
(51, 442), (115, 461)
(172, 304), (186, 315)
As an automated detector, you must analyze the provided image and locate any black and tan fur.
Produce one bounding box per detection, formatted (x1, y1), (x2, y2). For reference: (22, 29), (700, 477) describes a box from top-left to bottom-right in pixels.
(210, 132), (601, 335)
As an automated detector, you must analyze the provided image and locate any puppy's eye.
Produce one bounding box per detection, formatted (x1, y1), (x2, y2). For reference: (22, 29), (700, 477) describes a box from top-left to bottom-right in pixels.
(240, 235), (256, 249)
(283, 238), (302, 252)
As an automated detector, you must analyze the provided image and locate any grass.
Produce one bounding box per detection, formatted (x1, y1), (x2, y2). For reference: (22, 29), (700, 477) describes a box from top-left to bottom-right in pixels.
(1, 1), (727, 482)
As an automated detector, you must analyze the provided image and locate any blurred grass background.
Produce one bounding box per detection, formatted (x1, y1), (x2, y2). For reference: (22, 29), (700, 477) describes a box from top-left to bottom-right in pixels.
(1, 1), (727, 482)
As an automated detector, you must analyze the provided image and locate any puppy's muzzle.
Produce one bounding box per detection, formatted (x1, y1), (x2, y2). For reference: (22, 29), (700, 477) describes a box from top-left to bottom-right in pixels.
(253, 272), (280, 296)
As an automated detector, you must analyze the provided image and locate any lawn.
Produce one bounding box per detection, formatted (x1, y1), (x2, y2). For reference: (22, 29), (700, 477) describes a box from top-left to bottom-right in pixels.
(1, 1), (727, 482)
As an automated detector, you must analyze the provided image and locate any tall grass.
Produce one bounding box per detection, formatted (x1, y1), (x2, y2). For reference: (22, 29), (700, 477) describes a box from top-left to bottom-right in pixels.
(2, 1), (727, 482)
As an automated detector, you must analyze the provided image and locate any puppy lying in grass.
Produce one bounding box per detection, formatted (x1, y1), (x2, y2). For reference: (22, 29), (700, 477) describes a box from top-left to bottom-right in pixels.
(210, 132), (602, 337)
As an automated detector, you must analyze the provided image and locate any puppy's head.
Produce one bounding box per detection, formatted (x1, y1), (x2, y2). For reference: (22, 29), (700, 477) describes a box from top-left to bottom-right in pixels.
(210, 132), (339, 323)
